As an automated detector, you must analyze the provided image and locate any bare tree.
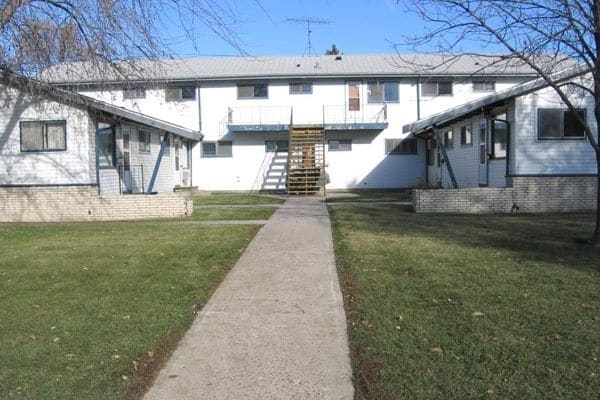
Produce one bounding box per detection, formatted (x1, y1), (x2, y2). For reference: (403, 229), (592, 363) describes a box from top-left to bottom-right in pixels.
(0, 0), (247, 78)
(398, 0), (600, 245)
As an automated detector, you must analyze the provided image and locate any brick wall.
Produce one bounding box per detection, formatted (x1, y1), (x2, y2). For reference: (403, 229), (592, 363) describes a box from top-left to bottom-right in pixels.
(0, 186), (193, 222)
(413, 176), (597, 213)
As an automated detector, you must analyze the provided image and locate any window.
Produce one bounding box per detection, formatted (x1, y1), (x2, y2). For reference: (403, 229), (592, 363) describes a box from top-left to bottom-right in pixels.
(123, 87), (146, 99)
(386, 138), (417, 154)
(443, 129), (454, 149)
(237, 83), (268, 99)
(202, 141), (232, 157)
(422, 81), (453, 96)
(460, 125), (472, 146)
(165, 85), (196, 101)
(367, 81), (399, 102)
(479, 119), (487, 164)
(289, 82), (312, 94)
(97, 123), (115, 167)
(538, 108), (586, 139)
(138, 130), (151, 152)
(20, 120), (66, 152)
(328, 139), (352, 151)
(491, 120), (508, 159)
(265, 140), (289, 152)
(473, 81), (496, 92)
(161, 134), (170, 155)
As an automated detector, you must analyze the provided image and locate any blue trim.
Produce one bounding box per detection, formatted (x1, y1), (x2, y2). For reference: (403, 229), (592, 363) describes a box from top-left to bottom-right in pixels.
(229, 122), (388, 132)
(146, 134), (168, 193)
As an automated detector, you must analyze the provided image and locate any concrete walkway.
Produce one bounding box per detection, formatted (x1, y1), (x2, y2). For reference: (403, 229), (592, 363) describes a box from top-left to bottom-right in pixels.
(144, 197), (354, 400)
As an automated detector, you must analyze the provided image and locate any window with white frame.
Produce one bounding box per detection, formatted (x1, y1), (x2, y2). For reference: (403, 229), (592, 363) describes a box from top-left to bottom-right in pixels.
(123, 87), (146, 99)
(165, 85), (196, 101)
(443, 129), (454, 149)
(367, 81), (399, 102)
(202, 141), (232, 157)
(386, 138), (417, 154)
(237, 83), (268, 99)
(460, 125), (472, 146)
(138, 130), (151, 152)
(537, 108), (586, 139)
(328, 139), (352, 151)
(421, 81), (453, 96)
(491, 119), (508, 159)
(265, 140), (289, 152)
(472, 81), (496, 92)
(20, 120), (66, 152)
(289, 82), (312, 94)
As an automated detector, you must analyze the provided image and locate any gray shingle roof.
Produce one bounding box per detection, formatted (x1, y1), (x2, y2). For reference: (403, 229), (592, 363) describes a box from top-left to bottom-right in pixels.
(42, 54), (543, 84)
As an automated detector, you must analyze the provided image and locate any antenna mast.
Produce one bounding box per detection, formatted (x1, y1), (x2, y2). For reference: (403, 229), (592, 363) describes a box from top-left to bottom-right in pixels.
(287, 17), (331, 56)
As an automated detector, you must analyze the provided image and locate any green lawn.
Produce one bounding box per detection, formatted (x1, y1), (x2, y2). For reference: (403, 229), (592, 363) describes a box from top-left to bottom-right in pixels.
(330, 205), (599, 400)
(191, 207), (278, 221)
(327, 190), (412, 203)
(192, 193), (285, 206)
(0, 222), (259, 399)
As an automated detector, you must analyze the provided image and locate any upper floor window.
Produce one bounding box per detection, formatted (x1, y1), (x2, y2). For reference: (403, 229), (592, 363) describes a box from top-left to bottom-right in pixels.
(138, 130), (151, 152)
(421, 81), (453, 96)
(473, 81), (496, 92)
(368, 81), (399, 102)
(20, 120), (66, 152)
(237, 83), (268, 99)
(538, 108), (586, 139)
(386, 138), (417, 154)
(289, 82), (312, 94)
(123, 87), (146, 99)
(165, 86), (196, 101)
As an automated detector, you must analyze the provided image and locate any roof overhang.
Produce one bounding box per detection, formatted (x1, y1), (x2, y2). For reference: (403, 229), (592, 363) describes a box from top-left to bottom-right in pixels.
(1, 70), (202, 141)
(403, 65), (590, 136)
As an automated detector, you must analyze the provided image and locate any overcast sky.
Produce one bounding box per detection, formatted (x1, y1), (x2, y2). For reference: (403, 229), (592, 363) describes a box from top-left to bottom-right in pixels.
(164, 0), (500, 58)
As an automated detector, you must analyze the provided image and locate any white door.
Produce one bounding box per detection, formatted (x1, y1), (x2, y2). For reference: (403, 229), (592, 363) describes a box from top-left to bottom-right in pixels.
(346, 81), (361, 123)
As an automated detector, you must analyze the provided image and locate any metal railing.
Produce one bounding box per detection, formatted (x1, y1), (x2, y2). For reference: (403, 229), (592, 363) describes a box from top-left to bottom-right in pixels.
(227, 104), (387, 127)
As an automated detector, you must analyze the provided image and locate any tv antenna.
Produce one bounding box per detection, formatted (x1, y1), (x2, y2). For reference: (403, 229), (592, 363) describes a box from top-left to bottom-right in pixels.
(287, 17), (331, 56)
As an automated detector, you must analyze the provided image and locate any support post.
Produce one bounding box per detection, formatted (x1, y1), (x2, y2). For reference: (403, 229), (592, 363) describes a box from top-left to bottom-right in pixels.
(146, 133), (168, 194)
(432, 126), (459, 189)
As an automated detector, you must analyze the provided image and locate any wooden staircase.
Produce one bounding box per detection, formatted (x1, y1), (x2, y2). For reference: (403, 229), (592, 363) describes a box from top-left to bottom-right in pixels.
(287, 125), (325, 196)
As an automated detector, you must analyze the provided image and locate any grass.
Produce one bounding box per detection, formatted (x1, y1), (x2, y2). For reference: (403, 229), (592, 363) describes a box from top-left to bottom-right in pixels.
(327, 190), (412, 203)
(0, 221), (259, 399)
(329, 205), (600, 400)
(191, 207), (278, 221)
(192, 193), (285, 206)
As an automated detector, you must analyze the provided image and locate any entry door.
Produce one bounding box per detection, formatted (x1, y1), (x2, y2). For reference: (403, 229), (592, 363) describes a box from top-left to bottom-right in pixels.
(346, 82), (361, 123)
(180, 142), (191, 186)
(478, 118), (488, 186)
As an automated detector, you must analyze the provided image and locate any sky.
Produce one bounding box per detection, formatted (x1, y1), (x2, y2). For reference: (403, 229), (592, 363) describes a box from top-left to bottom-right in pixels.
(164, 0), (485, 58)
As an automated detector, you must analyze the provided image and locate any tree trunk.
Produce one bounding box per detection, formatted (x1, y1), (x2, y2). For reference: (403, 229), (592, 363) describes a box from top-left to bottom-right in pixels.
(594, 151), (600, 245)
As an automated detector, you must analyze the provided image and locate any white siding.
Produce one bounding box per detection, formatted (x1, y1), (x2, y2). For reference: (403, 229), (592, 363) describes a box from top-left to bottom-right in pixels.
(77, 76), (528, 191)
(514, 87), (597, 175)
(0, 85), (95, 186)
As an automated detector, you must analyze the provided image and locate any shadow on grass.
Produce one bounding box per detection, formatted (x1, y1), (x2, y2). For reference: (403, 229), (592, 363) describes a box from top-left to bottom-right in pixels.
(330, 205), (600, 274)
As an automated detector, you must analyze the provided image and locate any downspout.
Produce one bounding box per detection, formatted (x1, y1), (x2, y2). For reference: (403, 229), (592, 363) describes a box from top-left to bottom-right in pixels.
(432, 126), (458, 189)
(416, 75), (421, 120)
(94, 125), (100, 195)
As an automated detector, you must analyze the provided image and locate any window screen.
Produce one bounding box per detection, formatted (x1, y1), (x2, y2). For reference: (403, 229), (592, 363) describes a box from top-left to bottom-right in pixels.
(386, 138), (417, 154)
(265, 140), (289, 152)
(138, 130), (151, 152)
(290, 82), (312, 94)
(328, 139), (352, 151)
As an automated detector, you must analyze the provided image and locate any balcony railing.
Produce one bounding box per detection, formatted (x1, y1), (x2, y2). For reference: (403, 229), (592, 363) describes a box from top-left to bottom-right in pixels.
(227, 104), (388, 131)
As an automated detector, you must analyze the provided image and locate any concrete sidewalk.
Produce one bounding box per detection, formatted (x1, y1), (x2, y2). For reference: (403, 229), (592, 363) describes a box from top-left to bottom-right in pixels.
(144, 197), (354, 400)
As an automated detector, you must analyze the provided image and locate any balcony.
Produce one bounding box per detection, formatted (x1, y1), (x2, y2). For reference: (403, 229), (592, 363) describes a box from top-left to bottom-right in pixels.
(227, 104), (388, 132)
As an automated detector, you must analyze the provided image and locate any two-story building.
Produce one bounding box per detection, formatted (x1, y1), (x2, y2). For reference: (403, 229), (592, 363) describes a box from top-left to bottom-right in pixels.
(44, 54), (537, 193)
